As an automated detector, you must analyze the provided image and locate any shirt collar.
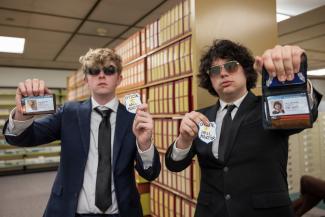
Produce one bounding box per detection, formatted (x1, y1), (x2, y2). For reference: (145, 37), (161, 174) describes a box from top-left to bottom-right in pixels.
(91, 97), (119, 113)
(219, 92), (248, 111)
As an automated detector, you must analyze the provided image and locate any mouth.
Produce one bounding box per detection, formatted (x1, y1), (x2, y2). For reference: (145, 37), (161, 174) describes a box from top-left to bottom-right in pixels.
(221, 80), (232, 87)
(97, 82), (108, 86)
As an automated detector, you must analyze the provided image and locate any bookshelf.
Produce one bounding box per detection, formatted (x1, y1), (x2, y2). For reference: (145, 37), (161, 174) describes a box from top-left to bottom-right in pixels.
(68, 0), (325, 215)
(0, 87), (66, 175)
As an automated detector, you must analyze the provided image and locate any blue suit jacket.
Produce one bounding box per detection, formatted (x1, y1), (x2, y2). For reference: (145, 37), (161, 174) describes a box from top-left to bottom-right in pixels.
(4, 99), (161, 217)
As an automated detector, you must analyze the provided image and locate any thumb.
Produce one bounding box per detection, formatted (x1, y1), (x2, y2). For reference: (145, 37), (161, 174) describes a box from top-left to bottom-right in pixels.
(44, 87), (52, 95)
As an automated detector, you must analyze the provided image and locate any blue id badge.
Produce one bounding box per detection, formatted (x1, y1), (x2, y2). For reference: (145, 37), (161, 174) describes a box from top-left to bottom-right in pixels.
(262, 54), (312, 129)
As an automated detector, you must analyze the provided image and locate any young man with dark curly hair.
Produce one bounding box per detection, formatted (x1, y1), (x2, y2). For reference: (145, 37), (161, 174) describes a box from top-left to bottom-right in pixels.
(165, 39), (322, 217)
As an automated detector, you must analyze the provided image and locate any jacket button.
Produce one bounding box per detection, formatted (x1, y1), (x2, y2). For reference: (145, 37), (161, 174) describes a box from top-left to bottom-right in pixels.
(225, 194), (231, 200)
(223, 166), (229, 172)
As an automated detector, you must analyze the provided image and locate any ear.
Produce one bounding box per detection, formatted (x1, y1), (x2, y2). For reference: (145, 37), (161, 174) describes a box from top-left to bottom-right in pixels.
(116, 74), (123, 87)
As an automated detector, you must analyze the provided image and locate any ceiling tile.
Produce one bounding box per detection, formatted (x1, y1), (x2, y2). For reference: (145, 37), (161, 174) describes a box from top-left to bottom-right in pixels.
(0, 0), (96, 18)
(0, 57), (79, 69)
(78, 21), (127, 38)
(0, 25), (28, 38)
(23, 29), (71, 60)
(0, 9), (80, 32)
(279, 23), (325, 45)
(56, 34), (111, 62)
(276, 0), (325, 16)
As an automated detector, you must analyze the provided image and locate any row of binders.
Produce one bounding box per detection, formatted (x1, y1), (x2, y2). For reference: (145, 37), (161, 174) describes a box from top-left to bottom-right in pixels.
(156, 153), (199, 199)
(158, 0), (191, 46)
(150, 183), (196, 217)
(147, 37), (192, 83)
(117, 36), (192, 93)
(153, 119), (180, 151)
(148, 78), (192, 114)
(118, 59), (145, 90)
(114, 0), (191, 64)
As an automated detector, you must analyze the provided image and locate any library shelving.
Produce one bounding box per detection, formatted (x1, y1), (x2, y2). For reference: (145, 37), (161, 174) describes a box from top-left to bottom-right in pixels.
(0, 87), (66, 175)
(66, 0), (325, 215)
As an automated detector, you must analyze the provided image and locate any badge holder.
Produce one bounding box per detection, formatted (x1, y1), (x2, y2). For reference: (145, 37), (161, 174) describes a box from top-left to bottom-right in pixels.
(262, 54), (312, 129)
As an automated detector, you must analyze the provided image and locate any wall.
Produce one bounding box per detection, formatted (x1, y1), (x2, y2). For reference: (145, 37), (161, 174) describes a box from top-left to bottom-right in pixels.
(0, 67), (72, 88)
(311, 78), (325, 111)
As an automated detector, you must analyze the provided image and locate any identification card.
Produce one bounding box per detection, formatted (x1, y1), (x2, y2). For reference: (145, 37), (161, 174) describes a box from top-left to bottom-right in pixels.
(125, 93), (142, 113)
(265, 93), (311, 128)
(21, 95), (56, 115)
(198, 121), (216, 144)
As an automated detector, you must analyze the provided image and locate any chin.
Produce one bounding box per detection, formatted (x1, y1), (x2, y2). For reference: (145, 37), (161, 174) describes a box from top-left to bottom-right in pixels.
(94, 89), (111, 96)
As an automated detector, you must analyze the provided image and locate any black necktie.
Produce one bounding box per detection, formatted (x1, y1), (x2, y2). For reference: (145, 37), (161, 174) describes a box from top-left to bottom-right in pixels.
(94, 107), (112, 213)
(218, 104), (236, 162)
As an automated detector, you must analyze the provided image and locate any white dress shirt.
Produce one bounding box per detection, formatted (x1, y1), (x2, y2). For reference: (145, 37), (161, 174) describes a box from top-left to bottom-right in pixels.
(171, 92), (248, 161)
(5, 97), (155, 214)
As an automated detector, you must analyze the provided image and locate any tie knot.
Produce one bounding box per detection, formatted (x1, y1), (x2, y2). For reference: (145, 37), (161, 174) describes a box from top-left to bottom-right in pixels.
(94, 107), (112, 119)
(225, 104), (236, 114)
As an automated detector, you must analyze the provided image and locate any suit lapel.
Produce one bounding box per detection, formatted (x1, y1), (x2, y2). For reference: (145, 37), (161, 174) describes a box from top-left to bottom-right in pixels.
(113, 103), (131, 170)
(224, 92), (258, 162)
(77, 99), (92, 156)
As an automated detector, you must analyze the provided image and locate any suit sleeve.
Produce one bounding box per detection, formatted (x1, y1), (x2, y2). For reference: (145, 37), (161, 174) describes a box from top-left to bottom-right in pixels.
(4, 106), (63, 147)
(135, 145), (161, 181)
(165, 140), (196, 172)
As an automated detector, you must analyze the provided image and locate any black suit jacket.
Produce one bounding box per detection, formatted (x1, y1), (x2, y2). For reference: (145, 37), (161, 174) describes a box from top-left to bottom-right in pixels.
(165, 91), (321, 217)
(4, 99), (161, 217)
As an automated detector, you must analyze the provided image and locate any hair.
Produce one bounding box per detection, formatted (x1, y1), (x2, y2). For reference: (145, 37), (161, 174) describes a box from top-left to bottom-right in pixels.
(273, 101), (283, 108)
(79, 48), (123, 74)
(198, 39), (257, 96)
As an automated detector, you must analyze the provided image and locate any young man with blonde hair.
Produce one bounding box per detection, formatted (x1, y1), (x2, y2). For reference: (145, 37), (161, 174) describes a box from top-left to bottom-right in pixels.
(4, 48), (161, 217)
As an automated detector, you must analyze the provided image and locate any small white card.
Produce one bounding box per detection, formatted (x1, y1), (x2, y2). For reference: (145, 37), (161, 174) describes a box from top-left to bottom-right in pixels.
(267, 93), (309, 117)
(125, 93), (142, 113)
(198, 121), (217, 144)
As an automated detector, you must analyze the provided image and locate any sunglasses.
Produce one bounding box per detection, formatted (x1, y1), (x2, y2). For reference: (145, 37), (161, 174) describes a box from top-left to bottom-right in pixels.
(208, 60), (240, 76)
(85, 65), (117, 76)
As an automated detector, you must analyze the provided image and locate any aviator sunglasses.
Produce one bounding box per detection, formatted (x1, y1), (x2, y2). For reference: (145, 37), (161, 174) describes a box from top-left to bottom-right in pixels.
(208, 60), (240, 76)
(85, 65), (117, 76)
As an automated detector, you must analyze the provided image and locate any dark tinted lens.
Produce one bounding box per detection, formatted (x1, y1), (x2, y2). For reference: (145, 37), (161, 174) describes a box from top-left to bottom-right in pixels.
(86, 67), (101, 75)
(209, 65), (221, 76)
(103, 65), (117, 75)
(224, 61), (238, 73)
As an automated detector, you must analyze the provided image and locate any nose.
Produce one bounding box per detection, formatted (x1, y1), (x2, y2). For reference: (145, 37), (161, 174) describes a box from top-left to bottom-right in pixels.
(98, 70), (106, 77)
(219, 66), (229, 77)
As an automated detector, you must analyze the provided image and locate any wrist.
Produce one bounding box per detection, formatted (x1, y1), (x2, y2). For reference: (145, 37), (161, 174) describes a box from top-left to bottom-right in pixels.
(177, 135), (193, 149)
(14, 109), (33, 121)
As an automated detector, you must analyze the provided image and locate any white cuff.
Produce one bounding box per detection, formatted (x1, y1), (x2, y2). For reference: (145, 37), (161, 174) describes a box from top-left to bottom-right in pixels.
(136, 142), (154, 169)
(171, 138), (191, 161)
(5, 107), (34, 136)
